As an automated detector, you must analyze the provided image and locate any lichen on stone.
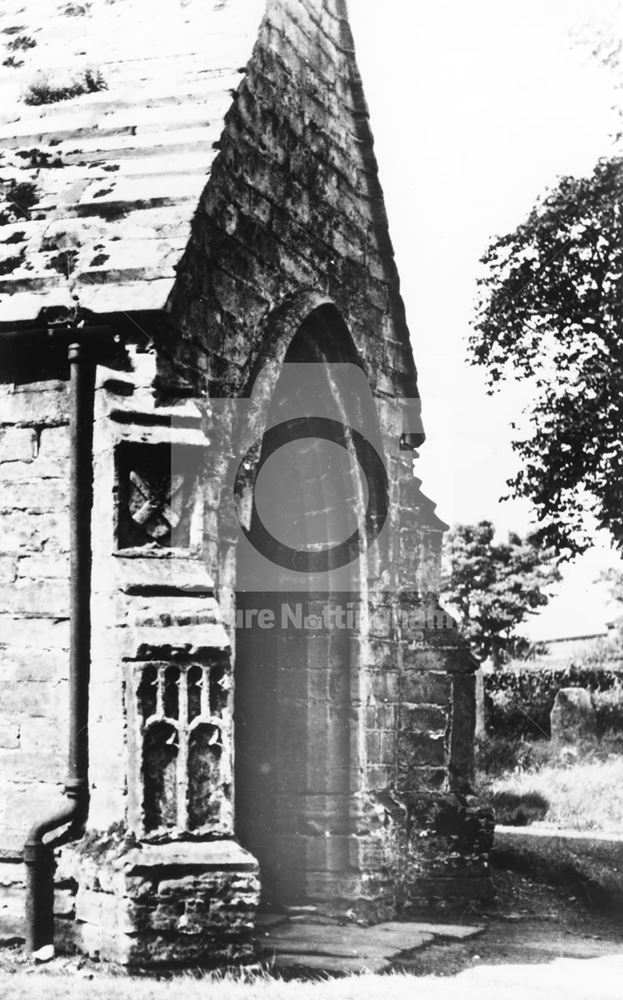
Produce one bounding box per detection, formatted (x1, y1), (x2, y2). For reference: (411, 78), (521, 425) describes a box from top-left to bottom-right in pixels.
(47, 248), (79, 276)
(61, 3), (91, 15)
(72, 821), (139, 863)
(0, 247), (25, 275)
(0, 180), (38, 224)
(6, 34), (36, 51)
(16, 148), (64, 169)
(3, 230), (26, 245)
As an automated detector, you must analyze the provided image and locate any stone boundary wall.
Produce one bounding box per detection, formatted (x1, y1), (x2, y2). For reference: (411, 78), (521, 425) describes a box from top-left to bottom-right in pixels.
(484, 667), (623, 739)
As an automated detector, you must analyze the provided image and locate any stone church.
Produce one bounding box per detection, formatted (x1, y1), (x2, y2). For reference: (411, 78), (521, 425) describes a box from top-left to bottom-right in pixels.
(0, 0), (491, 967)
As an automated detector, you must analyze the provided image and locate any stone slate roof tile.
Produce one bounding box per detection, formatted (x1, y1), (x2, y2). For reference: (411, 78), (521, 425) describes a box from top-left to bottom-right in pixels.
(0, 0), (267, 323)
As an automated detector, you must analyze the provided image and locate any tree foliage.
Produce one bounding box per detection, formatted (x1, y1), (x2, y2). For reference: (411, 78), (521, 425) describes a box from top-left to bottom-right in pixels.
(470, 158), (623, 557)
(442, 521), (561, 667)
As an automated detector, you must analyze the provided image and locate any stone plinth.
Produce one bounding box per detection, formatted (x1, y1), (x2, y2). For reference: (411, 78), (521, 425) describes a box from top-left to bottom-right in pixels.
(60, 837), (260, 966)
(384, 791), (495, 916)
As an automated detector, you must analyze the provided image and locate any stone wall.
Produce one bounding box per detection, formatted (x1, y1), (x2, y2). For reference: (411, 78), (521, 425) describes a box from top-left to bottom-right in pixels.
(163, 0), (415, 400)
(0, 365), (72, 941)
(484, 666), (623, 739)
(0, 370), (71, 857)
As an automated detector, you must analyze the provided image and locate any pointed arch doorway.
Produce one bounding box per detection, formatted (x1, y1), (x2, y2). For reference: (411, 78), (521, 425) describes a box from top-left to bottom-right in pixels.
(233, 305), (384, 908)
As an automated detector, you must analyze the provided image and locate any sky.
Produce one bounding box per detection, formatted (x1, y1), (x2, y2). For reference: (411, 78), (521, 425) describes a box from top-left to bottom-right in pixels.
(348, 0), (623, 639)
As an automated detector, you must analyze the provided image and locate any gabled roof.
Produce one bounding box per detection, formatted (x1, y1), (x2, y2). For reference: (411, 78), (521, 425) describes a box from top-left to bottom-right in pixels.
(0, 0), (266, 324)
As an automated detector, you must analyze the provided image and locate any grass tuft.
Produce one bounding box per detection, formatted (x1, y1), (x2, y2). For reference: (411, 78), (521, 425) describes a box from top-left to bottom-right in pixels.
(7, 34), (36, 51)
(60, 3), (91, 14)
(0, 970), (451, 1000)
(23, 68), (106, 106)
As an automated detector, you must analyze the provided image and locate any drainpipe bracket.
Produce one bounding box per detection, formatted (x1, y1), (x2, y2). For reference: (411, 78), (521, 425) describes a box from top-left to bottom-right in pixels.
(63, 777), (88, 799)
(23, 842), (54, 866)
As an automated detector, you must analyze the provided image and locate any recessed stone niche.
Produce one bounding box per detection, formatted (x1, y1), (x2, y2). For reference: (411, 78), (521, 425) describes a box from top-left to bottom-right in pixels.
(115, 442), (203, 551)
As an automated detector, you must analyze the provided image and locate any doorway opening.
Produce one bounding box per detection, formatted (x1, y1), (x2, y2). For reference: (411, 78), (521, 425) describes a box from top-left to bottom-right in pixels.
(233, 306), (378, 906)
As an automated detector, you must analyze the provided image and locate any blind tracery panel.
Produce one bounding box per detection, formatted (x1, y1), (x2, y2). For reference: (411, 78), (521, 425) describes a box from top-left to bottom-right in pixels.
(136, 661), (228, 834)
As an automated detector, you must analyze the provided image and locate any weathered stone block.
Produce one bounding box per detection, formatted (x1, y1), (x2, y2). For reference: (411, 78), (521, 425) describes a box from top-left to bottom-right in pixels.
(0, 885), (25, 943)
(401, 671), (451, 707)
(38, 427), (69, 461)
(0, 580), (69, 618)
(0, 480), (67, 514)
(63, 838), (260, 966)
(18, 716), (67, 756)
(17, 555), (69, 581)
(369, 669), (400, 704)
(0, 428), (36, 463)
(0, 386), (68, 427)
(403, 646), (451, 671)
(0, 557), (16, 583)
(0, 615), (69, 652)
(348, 835), (385, 872)
(0, 510), (69, 554)
(0, 458), (59, 482)
(0, 782), (65, 854)
(300, 871), (363, 903)
(0, 860), (24, 888)
(403, 704), (447, 733)
(0, 723), (20, 749)
(0, 647), (67, 683)
(54, 887), (76, 918)
(397, 730), (446, 768)
(365, 764), (391, 789)
(551, 687), (597, 745)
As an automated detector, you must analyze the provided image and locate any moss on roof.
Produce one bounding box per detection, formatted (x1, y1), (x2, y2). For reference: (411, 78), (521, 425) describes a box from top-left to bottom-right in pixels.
(0, 0), (267, 323)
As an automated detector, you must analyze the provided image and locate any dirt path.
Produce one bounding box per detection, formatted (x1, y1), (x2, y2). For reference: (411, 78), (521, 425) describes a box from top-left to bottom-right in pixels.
(255, 867), (623, 977)
(393, 868), (623, 977)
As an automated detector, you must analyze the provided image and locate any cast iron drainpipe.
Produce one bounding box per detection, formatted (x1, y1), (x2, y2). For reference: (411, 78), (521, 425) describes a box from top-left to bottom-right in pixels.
(23, 338), (96, 960)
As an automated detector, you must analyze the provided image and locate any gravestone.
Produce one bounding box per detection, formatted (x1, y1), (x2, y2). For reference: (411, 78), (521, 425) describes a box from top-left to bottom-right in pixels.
(550, 688), (597, 745)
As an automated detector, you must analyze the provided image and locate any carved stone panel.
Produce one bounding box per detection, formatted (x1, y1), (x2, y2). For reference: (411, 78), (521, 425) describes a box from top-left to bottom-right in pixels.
(116, 443), (202, 550)
(134, 659), (230, 837)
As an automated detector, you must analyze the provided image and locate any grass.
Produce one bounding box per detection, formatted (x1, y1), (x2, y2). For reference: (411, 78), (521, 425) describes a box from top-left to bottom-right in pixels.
(7, 35), (36, 52)
(0, 968), (474, 1000)
(23, 68), (106, 106)
(478, 734), (623, 835)
(487, 757), (623, 834)
(0, 944), (488, 1000)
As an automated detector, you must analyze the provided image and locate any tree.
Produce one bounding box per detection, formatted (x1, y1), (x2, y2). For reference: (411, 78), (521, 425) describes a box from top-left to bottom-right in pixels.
(469, 158), (623, 557)
(441, 521), (561, 668)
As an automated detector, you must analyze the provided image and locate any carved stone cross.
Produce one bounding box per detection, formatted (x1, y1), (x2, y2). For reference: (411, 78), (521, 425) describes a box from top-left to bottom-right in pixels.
(128, 470), (186, 541)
